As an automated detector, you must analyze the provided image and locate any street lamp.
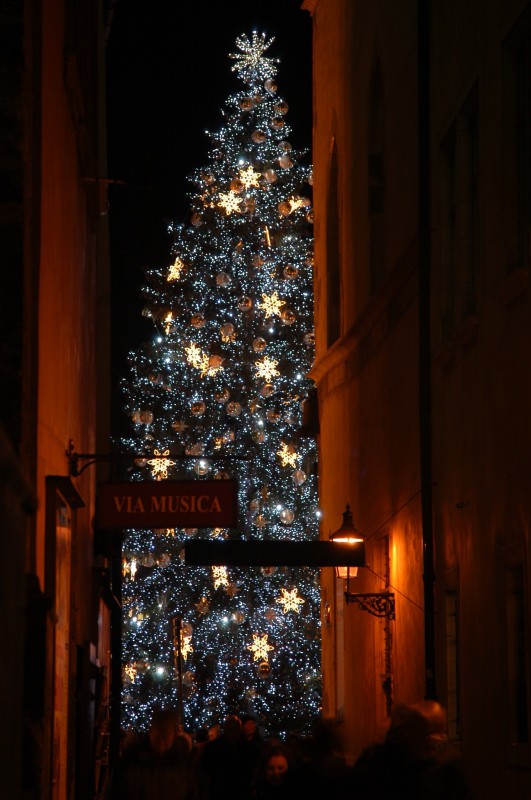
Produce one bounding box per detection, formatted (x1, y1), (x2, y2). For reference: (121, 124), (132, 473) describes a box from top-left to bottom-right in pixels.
(330, 504), (395, 620)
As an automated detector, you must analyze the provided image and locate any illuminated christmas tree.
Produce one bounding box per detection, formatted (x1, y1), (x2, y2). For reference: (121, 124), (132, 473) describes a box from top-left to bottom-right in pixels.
(120, 32), (320, 738)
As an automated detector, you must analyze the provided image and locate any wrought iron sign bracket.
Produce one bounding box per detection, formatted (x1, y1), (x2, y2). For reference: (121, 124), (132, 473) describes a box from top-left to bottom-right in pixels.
(344, 591), (395, 620)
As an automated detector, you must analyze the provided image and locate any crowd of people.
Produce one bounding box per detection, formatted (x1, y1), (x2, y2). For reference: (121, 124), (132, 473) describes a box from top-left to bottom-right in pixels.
(106, 701), (470, 800)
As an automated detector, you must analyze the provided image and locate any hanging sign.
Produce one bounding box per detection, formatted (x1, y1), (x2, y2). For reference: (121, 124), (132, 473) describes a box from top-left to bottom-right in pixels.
(97, 480), (238, 529)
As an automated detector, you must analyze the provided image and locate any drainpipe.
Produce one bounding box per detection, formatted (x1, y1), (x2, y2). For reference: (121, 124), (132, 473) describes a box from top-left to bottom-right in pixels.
(418, 0), (437, 700)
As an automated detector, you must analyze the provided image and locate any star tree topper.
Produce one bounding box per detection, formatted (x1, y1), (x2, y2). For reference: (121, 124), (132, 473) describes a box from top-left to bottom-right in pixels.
(229, 32), (279, 84)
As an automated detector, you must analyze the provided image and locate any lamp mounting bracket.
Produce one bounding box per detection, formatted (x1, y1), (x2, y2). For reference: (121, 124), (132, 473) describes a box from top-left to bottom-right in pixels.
(345, 591), (395, 620)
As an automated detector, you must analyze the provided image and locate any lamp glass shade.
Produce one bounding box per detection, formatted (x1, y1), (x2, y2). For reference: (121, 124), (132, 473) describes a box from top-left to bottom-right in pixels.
(330, 504), (364, 544)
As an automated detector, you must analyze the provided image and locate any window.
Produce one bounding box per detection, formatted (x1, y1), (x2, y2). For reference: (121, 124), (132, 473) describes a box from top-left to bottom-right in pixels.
(326, 140), (341, 347)
(445, 591), (461, 740)
(368, 64), (386, 293)
(439, 84), (479, 340)
(505, 564), (529, 745)
(503, 10), (531, 272)
(374, 535), (393, 720)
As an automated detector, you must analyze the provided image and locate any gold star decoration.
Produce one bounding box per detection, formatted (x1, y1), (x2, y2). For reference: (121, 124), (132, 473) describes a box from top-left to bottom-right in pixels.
(168, 256), (185, 281)
(185, 342), (223, 377)
(225, 582), (240, 598)
(229, 32), (279, 83)
(180, 632), (193, 660)
(124, 663), (138, 682)
(218, 191), (243, 215)
(254, 514), (267, 529)
(163, 311), (173, 334)
(258, 291), (285, 319)
(276, 442), (299, 468)
(195, 596), (210, 615)
(239, 165), (261, 189)
(286, 196), (306, 213)
(147, 449), (175, 480)
(172, 420), (188, 433)
(212, 566), (230, 589)
(276, 587), (305, 614)
(248, 633), (274, 662)
(254, 356), (280, 382)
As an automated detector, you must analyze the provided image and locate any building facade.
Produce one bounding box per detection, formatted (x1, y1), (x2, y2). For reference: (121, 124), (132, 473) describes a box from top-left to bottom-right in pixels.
(0, 2), (112, 798)
(304, 0), (531, 797)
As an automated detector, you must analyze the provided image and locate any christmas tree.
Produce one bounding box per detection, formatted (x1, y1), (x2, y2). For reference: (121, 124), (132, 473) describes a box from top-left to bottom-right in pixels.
(120, 31), (320, 738)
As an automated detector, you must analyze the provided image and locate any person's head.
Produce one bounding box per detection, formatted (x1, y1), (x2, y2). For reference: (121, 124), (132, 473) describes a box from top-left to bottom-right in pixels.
(148, 708), (179, 754)
(242, 716), (258, 741)
(223, 714), (243, 744)
(386, 702), (443, 761)
(259, 744), (291, 787)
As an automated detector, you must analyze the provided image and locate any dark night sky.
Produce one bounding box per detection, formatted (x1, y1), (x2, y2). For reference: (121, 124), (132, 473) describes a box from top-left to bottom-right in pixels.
(105, 1), (312, 434)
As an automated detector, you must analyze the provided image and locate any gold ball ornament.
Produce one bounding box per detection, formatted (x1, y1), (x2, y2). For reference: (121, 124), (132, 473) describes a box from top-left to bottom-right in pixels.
(209, 354), (224, 369)
(278, 201), (292, 217)
(280, 140), (292, 151)
(303, 331), (315, 346)
(252, 130), (266, 143)
(280, 508), (295, 524)
(191, 312), (206, 328)
(240, 96), (254, 110)
(216, 272), (232, 287)
(306, 210), (314, 224)
(215, 388), (231, 403)
(258, 661), (271, 679)
(252, 431), (265, 443)
(182, 670), (195, 687)
(132, 410), (142, 424)
(238, 296), (253, 311)
(252, 337), (267, 353)
(266, 410), (281, 422)
(264, 168), (277, 183)
(191, 212), (203, 226)
(230, 178), (245, 193)
(270, 117), (285, 130)
(201, 171), (215, 185)
(293, 469), (307, 486)
(281, 308), (296, 325)
(186, 442), (204, 456)
(283, 264), (299, 280)
(220, 322), (235, 339)
(214, 470), (230, 480)
(191, 401), (206, 416)
(279, 155), (293, 169)
(226, 401), (243, 417)
(264, 78), (277, 93)
(232, 610), (245, 624)
(274, 100), (289, 115)
(261, 566), (277, 576)
(194, 459), (210, 476)
(260, 384), (275, 397)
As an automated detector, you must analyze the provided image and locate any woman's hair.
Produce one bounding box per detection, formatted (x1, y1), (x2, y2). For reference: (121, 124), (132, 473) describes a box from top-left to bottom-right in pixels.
(254, 742), (293, 786)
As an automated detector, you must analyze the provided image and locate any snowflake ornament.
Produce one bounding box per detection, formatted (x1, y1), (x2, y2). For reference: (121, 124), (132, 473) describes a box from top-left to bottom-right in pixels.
(239, 165), (261, 189)
(254, 356), (280, 382)
(218, 191), (242, 215)
(147, 449), (175, 480)
(259, 291), (285, 319)
(212, 566), (230, 589)
(229, 32), (279, 84)
(276, 587), (305, 614)
(168, 256), (185, 282)
(248, 632), (274, 662)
